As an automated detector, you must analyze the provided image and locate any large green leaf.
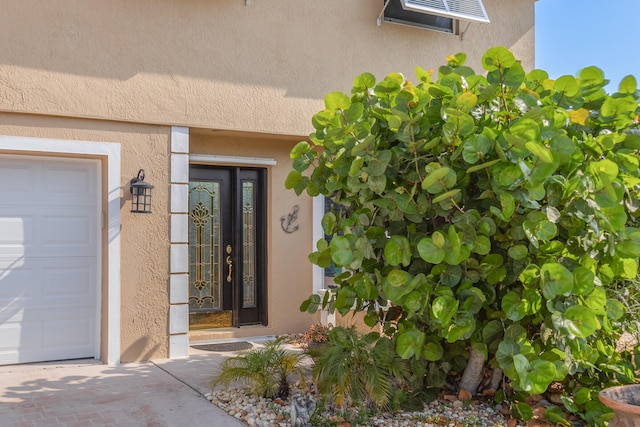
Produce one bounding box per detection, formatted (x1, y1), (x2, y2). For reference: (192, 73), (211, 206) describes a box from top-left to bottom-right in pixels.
(616, 229), (640, 258)
(498, 165), (523, 187)
(284, 170), (302, 189)
(496, 341), (520, 377)
(417, 238), (446, 264)
(618, 74), (637, 94)
(445, 316), (475, 342)
(500, 193), (515, 220)
(387, 269), (411, 288)
(540, 263), (573, 299)
(525, 141), (554, 163)
(421, 166), (455, 193)
(396, 329), (425, 359)
(384, 235), (412, 267)
(491, 62), (525, 88)
(330, 235), (354, 266)
(606, 298), (625, 320)
(572, 266), (595, 295)
(455, 91), (477, 111)
(290, 141), (312, 159)
(324, 91), (351, 110)
(366, 150), (392, 176)
(353, 275), (374, 300)
(502, 291), (526, 321)
(564, 305), (600, 338)
(432, 189), (461, 204)
(472, 235), (491, 255)
(442, 109), (475, 140)
(525, 360), (556, 394)
(554, 75), (579, 97)
(462, 134), (491, 164)
(353, 72), (376, 92)
(431, 295), (458, 326)
(508, 244), (528, 261)
(423, 341), (444, 362)
(512, 402), (534, 422)
(544, 407), (571, 426)
(482, 46), (516, 71)
(585, 287), (607, 315)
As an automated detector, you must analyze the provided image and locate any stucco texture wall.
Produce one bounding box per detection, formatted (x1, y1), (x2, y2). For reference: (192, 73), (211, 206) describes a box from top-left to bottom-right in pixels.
(0, 113), (172, 362)
(190, 131), (315, 335)
(0, 0), (534, 136)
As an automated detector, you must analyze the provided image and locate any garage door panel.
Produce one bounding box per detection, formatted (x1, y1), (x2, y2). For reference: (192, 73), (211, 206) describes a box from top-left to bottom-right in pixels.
(0, 213), (96, 258)
(0, 264), (34, 299)
(0, 216), (31, 245)
(42, 264), (96, 300)
(0, 155), (99, 365)
(0, 163), (32, 193)
(0, 215), (31, 258)
(0, 321), (22, 350)
(0, 159), (97, 207)
(42, 216), (96, 249)
(0, 258), (95, 305)
(0, 306), (96, 364)
(0, 318), (44, 365)
(43, 312), (95, 348)
(43, 166), (96, 195)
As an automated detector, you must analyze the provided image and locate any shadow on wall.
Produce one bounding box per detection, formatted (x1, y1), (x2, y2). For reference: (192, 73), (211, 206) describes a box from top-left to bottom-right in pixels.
(0, 0), (534, 99)
(120, 336), (161, 363)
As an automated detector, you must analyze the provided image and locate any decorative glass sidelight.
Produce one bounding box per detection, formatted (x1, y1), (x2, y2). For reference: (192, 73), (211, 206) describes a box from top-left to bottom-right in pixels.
(188, 181), (222, 311)
(242, 181), (256, 308)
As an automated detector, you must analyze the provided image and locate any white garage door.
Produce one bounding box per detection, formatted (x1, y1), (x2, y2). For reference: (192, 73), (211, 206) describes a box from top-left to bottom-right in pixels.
(0, 155), (100, 365)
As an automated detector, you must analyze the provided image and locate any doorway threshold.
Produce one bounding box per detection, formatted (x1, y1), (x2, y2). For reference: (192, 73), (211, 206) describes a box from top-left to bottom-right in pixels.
(188, 325), (276, 344)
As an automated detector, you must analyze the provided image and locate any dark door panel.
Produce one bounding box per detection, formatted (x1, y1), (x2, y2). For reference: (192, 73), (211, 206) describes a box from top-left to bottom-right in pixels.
(188, 165), (267, 328)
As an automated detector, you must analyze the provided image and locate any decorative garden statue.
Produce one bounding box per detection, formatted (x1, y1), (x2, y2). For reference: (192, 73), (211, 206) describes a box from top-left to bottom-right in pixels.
(290, 393), (316, 427)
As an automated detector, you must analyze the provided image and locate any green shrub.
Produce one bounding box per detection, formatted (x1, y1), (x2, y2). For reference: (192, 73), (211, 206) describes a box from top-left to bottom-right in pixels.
(311, 326), (409, 409)
(211, 337), (305, 399)
(288, 47), (640, 425)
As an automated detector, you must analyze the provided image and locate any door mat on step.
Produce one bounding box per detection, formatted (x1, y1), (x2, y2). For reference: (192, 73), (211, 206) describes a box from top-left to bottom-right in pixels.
(191, 342), (253, 352)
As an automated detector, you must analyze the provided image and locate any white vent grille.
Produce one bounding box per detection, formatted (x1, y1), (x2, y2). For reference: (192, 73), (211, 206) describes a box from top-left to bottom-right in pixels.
(400, 0), (490, 23)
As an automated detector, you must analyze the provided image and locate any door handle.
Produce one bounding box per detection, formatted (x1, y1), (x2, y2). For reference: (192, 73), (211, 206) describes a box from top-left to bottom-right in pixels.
(226, 256), (233, 283)
(226, 245), (233, 283)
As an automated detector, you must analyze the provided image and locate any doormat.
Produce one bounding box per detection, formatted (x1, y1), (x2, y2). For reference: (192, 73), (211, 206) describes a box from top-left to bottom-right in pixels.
(191, 342), (253, 352)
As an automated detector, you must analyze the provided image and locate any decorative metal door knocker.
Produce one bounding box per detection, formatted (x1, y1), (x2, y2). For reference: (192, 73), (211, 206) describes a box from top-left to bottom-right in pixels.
(280, 205), (300, 233)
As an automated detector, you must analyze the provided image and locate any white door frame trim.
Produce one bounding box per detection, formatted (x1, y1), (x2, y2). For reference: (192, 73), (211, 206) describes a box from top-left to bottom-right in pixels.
(0, 135), (121, 365)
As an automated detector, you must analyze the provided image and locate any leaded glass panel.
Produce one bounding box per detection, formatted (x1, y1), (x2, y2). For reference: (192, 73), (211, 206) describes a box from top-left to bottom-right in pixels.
(189, 181), (221, 311)
(242, 181), (256, 308)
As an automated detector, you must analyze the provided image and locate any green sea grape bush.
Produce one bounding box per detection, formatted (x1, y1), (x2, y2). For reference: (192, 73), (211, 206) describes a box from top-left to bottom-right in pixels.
(286, 47), (640, 425)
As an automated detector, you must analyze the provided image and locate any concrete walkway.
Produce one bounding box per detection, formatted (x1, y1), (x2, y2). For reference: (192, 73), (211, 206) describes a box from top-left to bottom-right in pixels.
(0, 347), (246, 427)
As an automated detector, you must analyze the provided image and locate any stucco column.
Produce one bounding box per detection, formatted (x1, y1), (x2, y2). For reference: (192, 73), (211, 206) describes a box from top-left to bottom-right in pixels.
(169, 126), (190, 358)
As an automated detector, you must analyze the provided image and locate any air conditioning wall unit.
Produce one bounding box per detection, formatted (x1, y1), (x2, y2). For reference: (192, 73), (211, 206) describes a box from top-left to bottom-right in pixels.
(379, 0), (490, 34)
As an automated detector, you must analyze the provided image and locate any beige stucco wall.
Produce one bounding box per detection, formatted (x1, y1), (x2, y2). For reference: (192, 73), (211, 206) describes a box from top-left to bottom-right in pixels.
(0, 112), (171, 362)
(0, 0), (535, 362)
(0, 0), (534, 136)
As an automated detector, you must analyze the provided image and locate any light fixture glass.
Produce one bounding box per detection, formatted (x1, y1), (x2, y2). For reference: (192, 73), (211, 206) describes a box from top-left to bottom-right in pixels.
(130, 169), (154, 213)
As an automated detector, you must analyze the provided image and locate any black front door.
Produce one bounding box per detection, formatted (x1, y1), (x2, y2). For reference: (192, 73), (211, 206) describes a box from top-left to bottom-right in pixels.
(188, 165), (267, 328)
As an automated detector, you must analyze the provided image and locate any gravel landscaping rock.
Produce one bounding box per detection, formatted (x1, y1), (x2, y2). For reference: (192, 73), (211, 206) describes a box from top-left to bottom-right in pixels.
(208, 384), (518, 427)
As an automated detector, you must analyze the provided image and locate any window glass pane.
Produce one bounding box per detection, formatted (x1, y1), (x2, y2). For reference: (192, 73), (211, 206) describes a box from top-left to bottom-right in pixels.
(242, 181), (256, 308)
(188, 181), (221, 311)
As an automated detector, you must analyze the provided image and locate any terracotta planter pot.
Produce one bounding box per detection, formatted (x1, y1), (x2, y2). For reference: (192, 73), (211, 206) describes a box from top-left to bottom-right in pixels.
(598, 384), (640, 427)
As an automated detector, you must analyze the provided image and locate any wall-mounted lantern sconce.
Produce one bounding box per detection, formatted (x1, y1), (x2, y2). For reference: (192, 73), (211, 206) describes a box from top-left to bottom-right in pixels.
(130, 169), (154, 213)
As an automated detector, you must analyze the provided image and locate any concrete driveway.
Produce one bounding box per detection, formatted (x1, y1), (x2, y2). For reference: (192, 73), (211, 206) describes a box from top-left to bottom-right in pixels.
(0, 348), (245, 427)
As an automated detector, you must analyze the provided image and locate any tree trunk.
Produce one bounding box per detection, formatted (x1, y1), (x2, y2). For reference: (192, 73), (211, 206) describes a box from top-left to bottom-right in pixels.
(459, 347), (485, 395)
(489, 367), (503, 391)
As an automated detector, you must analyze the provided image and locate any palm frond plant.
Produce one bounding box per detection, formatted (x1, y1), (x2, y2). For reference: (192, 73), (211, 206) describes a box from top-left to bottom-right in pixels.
(311, 326), (409, 409)
(211, 337), (306, 399)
